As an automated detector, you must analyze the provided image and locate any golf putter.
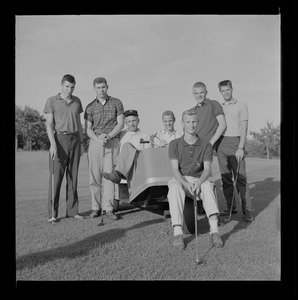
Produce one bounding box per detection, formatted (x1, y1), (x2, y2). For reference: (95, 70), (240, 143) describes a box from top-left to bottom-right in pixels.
(98, 145), (105, 226)
(193, 193), (199, 265)
(225, 160), (241, 222)
(49, 157), (56, 225)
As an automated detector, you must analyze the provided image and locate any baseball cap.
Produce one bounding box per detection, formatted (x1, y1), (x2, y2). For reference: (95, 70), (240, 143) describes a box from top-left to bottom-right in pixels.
(124, 109), (138, 117)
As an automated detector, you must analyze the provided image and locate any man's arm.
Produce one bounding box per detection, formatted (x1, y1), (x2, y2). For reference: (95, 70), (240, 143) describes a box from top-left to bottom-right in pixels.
(209, 114), (226, 146)
(45, 113), (56, 159)
(235, 120), (248, 162)
(193, 160), (212, 195)
(106, 114), (124, 140)
(170, 159), (193, 195)
(86, 120), (105, 145)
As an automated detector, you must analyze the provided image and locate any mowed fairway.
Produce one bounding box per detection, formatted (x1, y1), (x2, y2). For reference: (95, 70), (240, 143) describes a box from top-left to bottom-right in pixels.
(16, 151), (280, 281)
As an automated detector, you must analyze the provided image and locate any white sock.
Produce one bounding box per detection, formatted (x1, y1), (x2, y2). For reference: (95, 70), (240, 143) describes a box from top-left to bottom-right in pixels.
(173, 225), (183, 236)
(209, 218), (219, 234)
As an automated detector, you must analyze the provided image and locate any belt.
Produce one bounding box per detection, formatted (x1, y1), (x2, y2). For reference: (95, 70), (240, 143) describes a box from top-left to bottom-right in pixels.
(56, 131), (79, 135)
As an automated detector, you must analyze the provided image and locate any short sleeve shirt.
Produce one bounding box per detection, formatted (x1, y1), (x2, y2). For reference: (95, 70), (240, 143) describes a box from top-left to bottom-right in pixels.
(43, 94), (83, 132)
(191, 98), (224, 141)
(221, 98), (249, 137)
(168, 136), (213, 178)
(84, 96), (124, 135)
(119, 129), (152, 152)
(155, 129), (182, 146)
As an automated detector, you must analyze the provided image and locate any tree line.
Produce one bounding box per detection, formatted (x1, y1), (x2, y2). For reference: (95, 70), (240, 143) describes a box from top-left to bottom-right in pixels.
(15, 105), (280, 159)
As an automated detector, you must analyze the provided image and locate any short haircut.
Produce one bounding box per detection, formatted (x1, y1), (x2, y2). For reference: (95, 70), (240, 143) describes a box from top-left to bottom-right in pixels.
(61, 74), (76, 84)
(181, 108), (197, 121)
(162, 110), (175, 120)
(218, 80), (233, 90)
(192, 82), (206, 89)
(93, 77), (107, 86)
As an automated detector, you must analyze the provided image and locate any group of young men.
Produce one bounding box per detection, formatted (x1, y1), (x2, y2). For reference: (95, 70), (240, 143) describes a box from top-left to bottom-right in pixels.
(44, 74), (254, 251)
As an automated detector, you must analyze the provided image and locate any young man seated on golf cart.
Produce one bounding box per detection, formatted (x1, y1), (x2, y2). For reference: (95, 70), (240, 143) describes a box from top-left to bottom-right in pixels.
(103, 109), (153, 184)
(151, 110), (182, 147)
(167, 108), (223, 251)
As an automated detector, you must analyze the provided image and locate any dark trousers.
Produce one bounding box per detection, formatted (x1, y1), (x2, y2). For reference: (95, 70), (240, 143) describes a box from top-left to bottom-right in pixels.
(217, 136), (252, 213)
(48, 132), (81, 218)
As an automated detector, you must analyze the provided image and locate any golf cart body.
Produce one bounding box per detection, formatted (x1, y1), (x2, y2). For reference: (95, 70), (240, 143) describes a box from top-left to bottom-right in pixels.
(118, 147), (197, 233)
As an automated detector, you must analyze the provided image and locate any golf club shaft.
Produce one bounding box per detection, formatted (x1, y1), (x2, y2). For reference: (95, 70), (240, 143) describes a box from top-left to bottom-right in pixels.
(194, 193), (199, 263)
(51, 157), (55, 221)
(100, 145), (106, 224)
(227, 160), (241, 221)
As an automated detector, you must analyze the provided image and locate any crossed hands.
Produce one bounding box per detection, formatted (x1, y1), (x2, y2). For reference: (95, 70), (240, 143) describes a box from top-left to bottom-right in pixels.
(184, 180), (201, 197)
(96, 133), (110, 146)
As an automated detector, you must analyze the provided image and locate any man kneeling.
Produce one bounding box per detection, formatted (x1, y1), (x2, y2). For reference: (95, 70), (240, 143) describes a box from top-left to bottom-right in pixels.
(167, 109), (223, 250)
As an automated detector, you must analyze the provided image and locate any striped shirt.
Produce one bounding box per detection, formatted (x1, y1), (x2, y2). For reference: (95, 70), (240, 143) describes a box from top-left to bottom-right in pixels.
(84, 96), (124, 135)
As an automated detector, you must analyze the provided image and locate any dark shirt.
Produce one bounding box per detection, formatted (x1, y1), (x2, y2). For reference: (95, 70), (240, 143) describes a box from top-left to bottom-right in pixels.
(168, 135), (213, 178)
(43, 94), (83, 132)
(191, 98), (224, 141)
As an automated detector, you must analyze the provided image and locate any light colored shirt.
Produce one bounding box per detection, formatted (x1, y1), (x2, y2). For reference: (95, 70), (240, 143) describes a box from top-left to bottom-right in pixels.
(154, 129), (182, 147)
(119, 128), (152, 152)
(221, 98), (249, 137)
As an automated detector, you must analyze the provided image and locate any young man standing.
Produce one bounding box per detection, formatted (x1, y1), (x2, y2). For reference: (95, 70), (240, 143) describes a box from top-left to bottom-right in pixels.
(217, 80), (254, 223)
(44, 74), (85, 222)
(84, 77), (124, 220)
(103, 109), (152, 184)
(167, 109), (223, 251)
(152, 110), (182, 147)
(190, 82), (226, 214)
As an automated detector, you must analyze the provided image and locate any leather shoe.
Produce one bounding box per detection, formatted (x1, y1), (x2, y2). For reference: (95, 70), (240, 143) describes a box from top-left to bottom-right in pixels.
(103, 170), (123, 184)
(105, 211), (119, 220)
(172, 235), (185, 251)
(244, 210), (254, 223)
(211, 233), (223, 248)
(220, 207), (237, 216)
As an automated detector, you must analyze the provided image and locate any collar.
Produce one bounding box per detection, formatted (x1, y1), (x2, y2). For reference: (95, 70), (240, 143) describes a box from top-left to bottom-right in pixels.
(58, 93), (73, 101)
(161, 129), (176, 135)
(196, 98), (210, 107)
(181, 135), (200, 146)
(222, 98), (237, 106)
(96, 95), (110, 104)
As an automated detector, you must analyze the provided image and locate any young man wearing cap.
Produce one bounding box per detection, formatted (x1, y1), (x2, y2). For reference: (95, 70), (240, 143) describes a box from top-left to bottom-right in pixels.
(103, 109), (152, 184)
(190, 82), (226, 215)
(44, 74), (85, 222)
(151, 110), (182, 147)
(84, 77), (124, 220)
(167, 109), (223, 250)
(217, 80), (254, 223)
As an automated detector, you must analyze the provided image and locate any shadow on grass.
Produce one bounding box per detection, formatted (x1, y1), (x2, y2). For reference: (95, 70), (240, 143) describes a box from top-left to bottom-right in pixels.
(16, 218), (165, 271)
(184, 177), (280, 246)
(218, 177), (280, 244)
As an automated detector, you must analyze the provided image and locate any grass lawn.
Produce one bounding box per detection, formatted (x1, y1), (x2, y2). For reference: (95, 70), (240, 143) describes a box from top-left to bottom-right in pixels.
(15, 151), (280, 281)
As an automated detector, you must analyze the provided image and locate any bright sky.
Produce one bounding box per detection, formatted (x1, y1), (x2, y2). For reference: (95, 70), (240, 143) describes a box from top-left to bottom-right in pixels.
(16, 15), (280, 137)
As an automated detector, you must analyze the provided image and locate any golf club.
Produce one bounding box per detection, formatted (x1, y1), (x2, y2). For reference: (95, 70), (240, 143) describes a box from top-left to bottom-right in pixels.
(98, 145), (105, 226)
(49, 157), (56, 225)
(224, 158), (241, 222)
(193, 193), (200, 265)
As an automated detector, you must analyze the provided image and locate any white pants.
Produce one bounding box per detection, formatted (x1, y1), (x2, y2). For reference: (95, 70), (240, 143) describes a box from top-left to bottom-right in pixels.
(167, 176), (219, 227)
(87, 138), (119, 212)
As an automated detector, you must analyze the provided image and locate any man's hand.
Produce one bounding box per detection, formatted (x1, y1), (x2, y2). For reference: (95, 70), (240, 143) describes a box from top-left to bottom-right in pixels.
(49, 143), (57, 160)
(235, 149), (244, 162)
(183, 181), (194, 196)
(97, 133), (108, 146)
(192, 180), (202, 195)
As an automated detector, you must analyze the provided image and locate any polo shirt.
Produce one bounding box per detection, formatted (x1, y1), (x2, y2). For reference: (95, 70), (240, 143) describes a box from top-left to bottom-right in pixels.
(43, 94), (83, 133)
(168, 135), (213, 178)
(221, 98), (249, 137)
(119, 128), (152, 152)
(191, 98), (224, 141)
(84, 96), (124, 135)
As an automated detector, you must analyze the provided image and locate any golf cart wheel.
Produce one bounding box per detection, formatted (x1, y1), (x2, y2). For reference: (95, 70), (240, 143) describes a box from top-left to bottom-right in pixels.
(183, 197), (196, 234)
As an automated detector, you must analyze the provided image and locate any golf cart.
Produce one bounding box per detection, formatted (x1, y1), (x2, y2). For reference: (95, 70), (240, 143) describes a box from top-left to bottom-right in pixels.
(117, 146), (197, 234)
